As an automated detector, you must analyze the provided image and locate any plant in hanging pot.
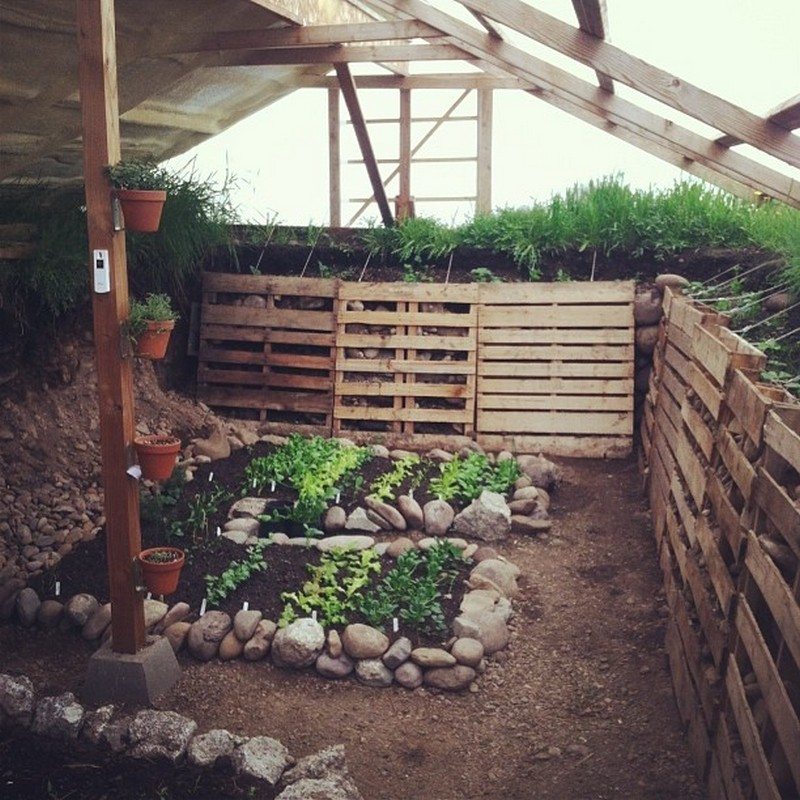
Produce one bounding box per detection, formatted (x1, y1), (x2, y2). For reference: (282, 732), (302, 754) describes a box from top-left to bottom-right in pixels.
(129, 293), (179, 360)
(138, 546), (185, 596)
(106, 159), (171, 233)
(134, 433), (181, 482)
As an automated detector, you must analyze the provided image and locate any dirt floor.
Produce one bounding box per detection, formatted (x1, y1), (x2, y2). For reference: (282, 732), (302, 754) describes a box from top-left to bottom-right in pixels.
(0, 456), (706, 800)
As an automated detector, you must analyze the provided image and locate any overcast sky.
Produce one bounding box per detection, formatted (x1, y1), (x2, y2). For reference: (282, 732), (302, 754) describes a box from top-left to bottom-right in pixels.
(169, 0), (800, 225)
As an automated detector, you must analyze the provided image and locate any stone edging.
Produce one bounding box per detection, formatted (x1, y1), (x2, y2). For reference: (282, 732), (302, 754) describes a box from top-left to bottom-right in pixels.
(0, 670), (363, 798)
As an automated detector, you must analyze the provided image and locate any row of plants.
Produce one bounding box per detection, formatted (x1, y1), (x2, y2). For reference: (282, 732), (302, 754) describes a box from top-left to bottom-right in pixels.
(279, 540), (464, 636)
(429, 452), (520, 504)
(205, 540), (270, 607)
(367, 454), (423, 502)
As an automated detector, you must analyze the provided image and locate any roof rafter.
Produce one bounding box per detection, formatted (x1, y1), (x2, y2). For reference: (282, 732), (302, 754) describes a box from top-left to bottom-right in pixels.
(570, 0), (613, 92)
(717, 92), (800, 147)
(458, 0), (800, 170)
(375, 0), (800, 207)
(229, 43), (469, 66)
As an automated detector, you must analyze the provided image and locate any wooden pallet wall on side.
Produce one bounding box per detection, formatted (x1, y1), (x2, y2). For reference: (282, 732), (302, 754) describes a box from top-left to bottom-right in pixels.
(333, 282), (478, 448)
(476, 281), (635, 458)
(198, 273), (338, 435)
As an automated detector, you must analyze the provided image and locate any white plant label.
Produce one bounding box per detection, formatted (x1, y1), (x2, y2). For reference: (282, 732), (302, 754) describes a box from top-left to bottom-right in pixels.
(216, 526), (221, 537)
(335, 491), (341, 504)
(199, 598), (207, 616)
(146, 592), (152, 601)
(312, 610), (317, 622)
(242, 601), (249, 611)
(392, 617), (399, 633)
(409, 489), (413, 500)
(252, 478), (257, 489)
(54, 581), (61, 597)
(270, 481), (275, 492)
(208, 471), (214, 482)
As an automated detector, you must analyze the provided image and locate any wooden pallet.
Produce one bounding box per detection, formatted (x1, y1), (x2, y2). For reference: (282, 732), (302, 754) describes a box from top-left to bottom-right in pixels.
(475, 281), (635, 457)
(332, 282), (478, 446)
(198, 273), (337, 433)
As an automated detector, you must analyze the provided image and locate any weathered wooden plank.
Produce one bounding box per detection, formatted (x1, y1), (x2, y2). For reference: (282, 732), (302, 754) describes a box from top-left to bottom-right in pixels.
(706, 472), (745, 557)
(478, 280), (634, 303)
(475, 433), (631, 458)
(479, 327), (631, 344)
(335, 381), (468, 398)
(202, 304), (335, 331)
(479, 343), (632, 361)
(199, 368), (332, 392)
(201, 386), (331, 413)
(477, 410), (632, 435)
(682, 552), (728, 667)
(201, 324), (265, 343)
(692, 324), (766, 388)
(666, 322), (693, 358)
(675, 433), (708, 509)
(339, 358), (474, 375)
(338, 332), (476, 351)
(688, 362), (723, 421)
(752, 468), (800, 557)
(735, 599), (800, 789)
(334, 406), (470, 423)
(763, 409), (800, 472)
(665, 342), (693, 383)
(714, 715), (750, 800)
(478, 361), (633, 378)
(694, 515), (735, 616)
(481, 304), (632, 327)
(203, 273), (339, 295)
(478, 394), (631, 412)
(744, 531), (800, 668)
(717, 427), (756, 501)
(339, 309), (477, 326)
(682, 400), (715, 461)
(478, 376), (633, 394)
(725, 661), (782, 800)
(667, 290), (729, 335)
(671, 472), (697, 546)
(339, 282), (478, 302)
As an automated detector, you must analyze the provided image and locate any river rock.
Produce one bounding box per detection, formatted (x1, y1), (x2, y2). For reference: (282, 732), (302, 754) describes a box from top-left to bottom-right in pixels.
(188, 728), (239, 768)
(128, 710), (197, 762)
(516, 454), (561, 490)
(654, 273), (689, 291)
(233, 609), (263, 642)
(394, 661), (423, 689)
(188, 611), (232, 661)
(15, 587), (40, 627)
(323, 506), (347, 533)
(512, 486), (539, 501)
(219, 630), (244, 661)
(471, 546), (499, 564)
(507, 498), (538, 515)
(224, 519), (259, 538)
(451, 638), (484, 668)
(396, 495), (424, 529)
(386, 537), (415, 558)
(344, 508), (381, 534)
(342, 624), (389, 659)
(426, 448), (453, 463)
(315, 652), (354, 679)
(364, 497), (406, 530)
(634, 287), (663, 325)
(155, 602), (191, 634)
(144, 599), (168, 630)
(470, 559), (520, 598)
(165, 621), (191, 653)
(763, 291), (793, 313)
(81, 705), (115, 746)
(453, 611), (509, 654)
(32, 693), (84, 739)
(423, 665), (476, 691)
(411, 647), (456, 668)
(229, 497), (268, 519)
(452, 491), (511, 542)
(37, 599), (64, 628)
(369, 444), (390, 458)
(277, 777), (362, 800)
(65, 593), (99, 627)
(233, 736), (290, 784)
(316, 535), (375, 553)
(82, 603), (112, 640)
(382, 637), (412, 669)
(460, 588), (501, 617)
(243, 619), (277, 661)
(192, 428), (231, 462)
(0, 673), (35, 725)
(355, 659), (393, 687)
(511, 516), (551, 535)
(282, 743), (347, 785)
(423, 500), (455, 536)
(635, 324), (660, 355)
(272, 618), (325, 668)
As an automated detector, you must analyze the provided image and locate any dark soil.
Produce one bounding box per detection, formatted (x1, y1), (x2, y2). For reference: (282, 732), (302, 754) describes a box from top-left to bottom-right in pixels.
(0, 729), (273, 800)
(1, 458), (707, 800)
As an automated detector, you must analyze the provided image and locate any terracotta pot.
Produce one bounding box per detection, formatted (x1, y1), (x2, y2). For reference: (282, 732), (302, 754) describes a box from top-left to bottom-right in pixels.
(134, 434), (181, 482)
(116, 188), (167, 233)
(138, 547), (185, 596)
(134, 319), (175, 360)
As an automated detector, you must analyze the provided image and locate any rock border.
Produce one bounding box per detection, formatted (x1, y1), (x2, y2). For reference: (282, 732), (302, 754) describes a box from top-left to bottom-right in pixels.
(0, 670), (363, 799)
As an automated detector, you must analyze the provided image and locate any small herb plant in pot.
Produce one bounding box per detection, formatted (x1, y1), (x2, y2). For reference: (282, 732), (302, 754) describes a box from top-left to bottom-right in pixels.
(106, 159), (171, 232)
(138, 546), (185, 596)
(134, 433), (181, 482)
(129, 293), (179, 360)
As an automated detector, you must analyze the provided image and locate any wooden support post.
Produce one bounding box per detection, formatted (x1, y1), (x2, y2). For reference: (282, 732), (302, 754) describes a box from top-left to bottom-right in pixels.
(335, 63), (394, 227)
(397, 88), (413, 219)
(76, 0), (145, 655)
(328, 86), (341, 227)
(476, 88), (493, 214)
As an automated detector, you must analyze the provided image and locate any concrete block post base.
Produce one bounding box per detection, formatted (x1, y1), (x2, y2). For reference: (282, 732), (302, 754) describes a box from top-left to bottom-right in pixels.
(83, 635), (181, 706)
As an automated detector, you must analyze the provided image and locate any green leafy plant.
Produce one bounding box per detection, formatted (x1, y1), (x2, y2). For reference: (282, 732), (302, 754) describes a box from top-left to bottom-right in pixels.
(106, 159), (171, 191)
(129, 293), (179, 340)
(429, 452), (520, 503)
(279, 548), (381, 627)
(368, 454), (421, 502)
(140, 469), (186, 528)
(169, 485), (232, 548)
(470, 267), (501, 283)
(205, 540), (270, 607)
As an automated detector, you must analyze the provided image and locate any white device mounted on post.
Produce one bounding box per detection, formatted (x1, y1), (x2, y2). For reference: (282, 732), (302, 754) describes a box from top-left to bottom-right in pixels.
(93, 249), (111, 293)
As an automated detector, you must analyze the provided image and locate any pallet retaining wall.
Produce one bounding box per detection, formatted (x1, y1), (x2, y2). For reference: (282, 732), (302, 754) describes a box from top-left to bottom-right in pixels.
(641, 288), (800, 799)
(198, 275), (636, 457)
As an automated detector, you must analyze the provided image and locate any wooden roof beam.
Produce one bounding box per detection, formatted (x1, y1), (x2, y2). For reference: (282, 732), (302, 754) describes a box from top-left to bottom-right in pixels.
(168, 20), (442, 53)
(457, 0), (800, 170)
(717, 92), (800, 147)
(377, 0), (800, 207)
(570, 0), (613, 92)
(335, 63), (394, 226)
(295, 73), (524, 89)
(467, 9), (503, 39)
(235, 43), (468, 66)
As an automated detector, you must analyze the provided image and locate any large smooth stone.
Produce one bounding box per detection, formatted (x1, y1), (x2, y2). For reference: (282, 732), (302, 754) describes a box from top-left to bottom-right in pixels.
(271, 618), (325, 668)
(64, 593), (99, 628)
(234, 609), (263, 642)
(188, 611), (232, 661)
(342, 624), (389, 659)
(410, 647), (456, 668)
(243, 619), (277, 661)
(394, 661), (423, 689)
(451, 638), (484, 668)
(423, 500), (455, 536)
(316, 535), (375, 553)
(315, 652), (354, 679)
(355, 659), (393, 687)
(344, 508), (381, 533)
(452, 491), (511, 542)
(364, 497), (407, 530)
(396, 495), (424, 529)
(382, 637), (412, 669)
(423, 665), (476, 691)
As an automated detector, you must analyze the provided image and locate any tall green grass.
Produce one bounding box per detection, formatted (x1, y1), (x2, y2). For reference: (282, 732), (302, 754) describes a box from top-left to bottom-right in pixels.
(361, 176), (800, 285)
